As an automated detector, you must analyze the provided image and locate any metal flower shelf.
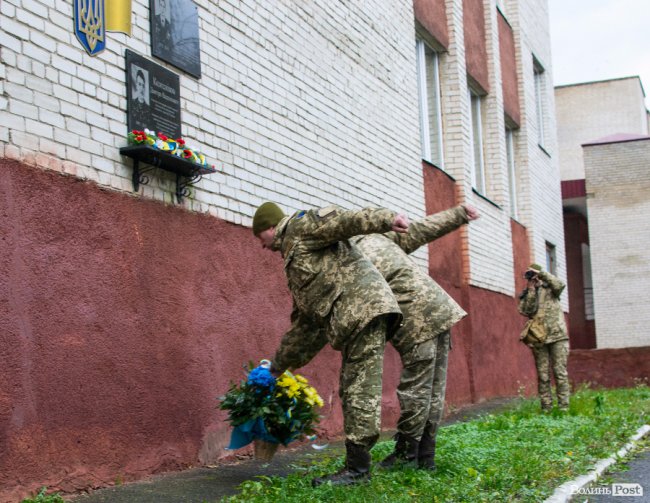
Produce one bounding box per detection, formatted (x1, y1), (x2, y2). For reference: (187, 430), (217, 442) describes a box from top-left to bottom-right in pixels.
(120, 145), (216, 203)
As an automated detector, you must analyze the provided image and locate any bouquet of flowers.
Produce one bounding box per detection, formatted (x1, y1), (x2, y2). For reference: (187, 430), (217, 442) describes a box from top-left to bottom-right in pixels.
(219, 360), (324, 460)
(127, 129), (213, 168)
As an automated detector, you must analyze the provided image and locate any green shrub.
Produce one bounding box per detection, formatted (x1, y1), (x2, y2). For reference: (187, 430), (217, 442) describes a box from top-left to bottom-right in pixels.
(21, 487), (65, 503)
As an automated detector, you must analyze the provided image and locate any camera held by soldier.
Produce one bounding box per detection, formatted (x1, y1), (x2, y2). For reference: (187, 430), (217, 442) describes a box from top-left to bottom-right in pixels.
(524, 270), (538, 280)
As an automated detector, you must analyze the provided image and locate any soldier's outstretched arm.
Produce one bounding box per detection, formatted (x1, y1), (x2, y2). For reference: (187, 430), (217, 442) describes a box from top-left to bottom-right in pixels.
(306, 206), (401, 249)
(386, 206), (470, 255)
(272, 309), (328, 374)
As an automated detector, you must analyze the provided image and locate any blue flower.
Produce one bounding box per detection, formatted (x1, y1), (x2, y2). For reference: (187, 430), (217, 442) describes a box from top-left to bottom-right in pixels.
(247, 366), (276, 389)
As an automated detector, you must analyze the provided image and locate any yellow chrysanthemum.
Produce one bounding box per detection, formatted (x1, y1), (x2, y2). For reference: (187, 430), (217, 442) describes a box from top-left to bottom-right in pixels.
(277, 375), (296, 388)
(285, 389), (298, 398)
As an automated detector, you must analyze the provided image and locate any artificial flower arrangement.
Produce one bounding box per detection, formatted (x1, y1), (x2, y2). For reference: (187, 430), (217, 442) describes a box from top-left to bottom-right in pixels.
(218, 360), (324, 460)
(127, 129), (213, 168)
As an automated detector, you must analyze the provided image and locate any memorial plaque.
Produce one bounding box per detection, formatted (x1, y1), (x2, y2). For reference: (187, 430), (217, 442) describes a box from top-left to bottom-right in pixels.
(150, 0), (201, 78)
(126, 50), (181, 138)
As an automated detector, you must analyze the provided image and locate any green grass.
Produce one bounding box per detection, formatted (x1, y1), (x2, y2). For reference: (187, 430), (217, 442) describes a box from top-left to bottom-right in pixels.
(221, 384), (650, 502)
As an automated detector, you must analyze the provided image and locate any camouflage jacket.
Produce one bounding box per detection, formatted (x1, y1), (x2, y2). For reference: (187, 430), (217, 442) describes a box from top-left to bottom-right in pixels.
(518, 270), (568, 343)
(352, 206), (468, 351)
(272, 206), (402, 371)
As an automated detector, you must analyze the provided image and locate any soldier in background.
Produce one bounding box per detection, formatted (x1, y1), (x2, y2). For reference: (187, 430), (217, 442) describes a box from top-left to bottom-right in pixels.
(252, 202), (407, 487)
(518, 264), (570, 412)
(352, 204), (479, 470)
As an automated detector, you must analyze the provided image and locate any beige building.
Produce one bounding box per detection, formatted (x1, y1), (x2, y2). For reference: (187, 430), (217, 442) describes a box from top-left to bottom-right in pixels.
(556, 77), (650, 181)
(583, 136), (650, 349)
(555, 76), (650, 349)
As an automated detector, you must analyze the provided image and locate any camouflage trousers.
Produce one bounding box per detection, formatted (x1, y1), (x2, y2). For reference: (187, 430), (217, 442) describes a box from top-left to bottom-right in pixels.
(531, 339), (570, 410)
(393, 331), (451, 440)
(339, 316), (388, 448)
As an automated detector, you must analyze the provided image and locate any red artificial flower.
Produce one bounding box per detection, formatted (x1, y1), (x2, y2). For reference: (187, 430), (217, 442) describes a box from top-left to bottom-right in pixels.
(176, 138), (186, 145)
(157, 133), (168, 141)
(183, 149), (192, 158)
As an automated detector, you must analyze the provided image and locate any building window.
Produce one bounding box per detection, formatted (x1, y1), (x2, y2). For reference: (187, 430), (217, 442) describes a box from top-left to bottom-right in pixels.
(533, 58), (546, 147)
(581, 243), (595, 320)
(468, 88), (486, 194)
(505, 127), (518, 218)
(416, 39), (444, 168)
(545, 241), (556, 275)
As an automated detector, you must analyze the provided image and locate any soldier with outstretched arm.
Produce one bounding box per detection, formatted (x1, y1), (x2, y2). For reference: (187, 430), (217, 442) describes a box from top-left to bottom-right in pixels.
(351, 204), (479, 470)
(252, 202), (407, 487)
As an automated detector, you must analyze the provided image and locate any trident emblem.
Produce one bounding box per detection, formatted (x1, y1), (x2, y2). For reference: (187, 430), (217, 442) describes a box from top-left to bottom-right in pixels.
(74, 0), (106, 55)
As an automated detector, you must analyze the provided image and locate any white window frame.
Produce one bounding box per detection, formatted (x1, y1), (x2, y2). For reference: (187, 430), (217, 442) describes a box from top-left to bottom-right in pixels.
(533, 59), (546, 147)
(468, 88), (486, 194)
(506, 127), (518, 218)
(545, 241), (557, 275)
(416, 39), (444, 169)
(581, 243), (595, 320)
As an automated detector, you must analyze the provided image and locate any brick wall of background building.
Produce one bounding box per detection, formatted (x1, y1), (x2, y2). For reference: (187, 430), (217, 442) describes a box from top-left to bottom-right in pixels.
(555, 77), (649, 181)
(584, 138), (650, 348)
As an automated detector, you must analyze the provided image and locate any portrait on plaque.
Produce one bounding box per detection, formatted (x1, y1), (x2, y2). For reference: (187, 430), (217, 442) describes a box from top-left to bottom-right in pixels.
(129, 64), (150, 130)
(126, 50), (181, 138)
(152, 0), (172, 53)
(150, 0), (201, 78)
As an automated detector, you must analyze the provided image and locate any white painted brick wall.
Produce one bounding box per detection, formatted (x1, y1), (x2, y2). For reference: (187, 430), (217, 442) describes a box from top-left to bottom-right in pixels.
(1, 0), (564, 291)
(1, 0), (426, 236)
(585, 139), (650, 349)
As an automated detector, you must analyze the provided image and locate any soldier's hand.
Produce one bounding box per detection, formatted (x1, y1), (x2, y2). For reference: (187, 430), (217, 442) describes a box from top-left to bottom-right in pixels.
(270, 363), (283, 377)
(392, 213), (409, 233)
(463, 204), (480, 221)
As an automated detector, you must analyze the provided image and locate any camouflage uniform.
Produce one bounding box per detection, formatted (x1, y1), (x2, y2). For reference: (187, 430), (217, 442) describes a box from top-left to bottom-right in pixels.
(518, 270), (570, 410)
(352, 206), (468, 447)
(271, 206), (402, 448)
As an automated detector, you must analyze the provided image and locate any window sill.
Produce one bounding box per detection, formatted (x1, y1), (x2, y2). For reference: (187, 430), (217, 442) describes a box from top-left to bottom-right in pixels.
(538, 143), (551, 158)
(471, 188), (502, 210)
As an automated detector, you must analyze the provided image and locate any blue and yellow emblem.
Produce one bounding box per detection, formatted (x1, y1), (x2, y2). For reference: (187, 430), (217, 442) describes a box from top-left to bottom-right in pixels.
(74, 0), (106, 55)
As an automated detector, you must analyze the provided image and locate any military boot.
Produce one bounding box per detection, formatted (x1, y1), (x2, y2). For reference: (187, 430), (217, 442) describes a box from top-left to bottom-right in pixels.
(417, 422), (438, 470)
(312, 441), (371, 487)
(379, 433), (419, 469)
